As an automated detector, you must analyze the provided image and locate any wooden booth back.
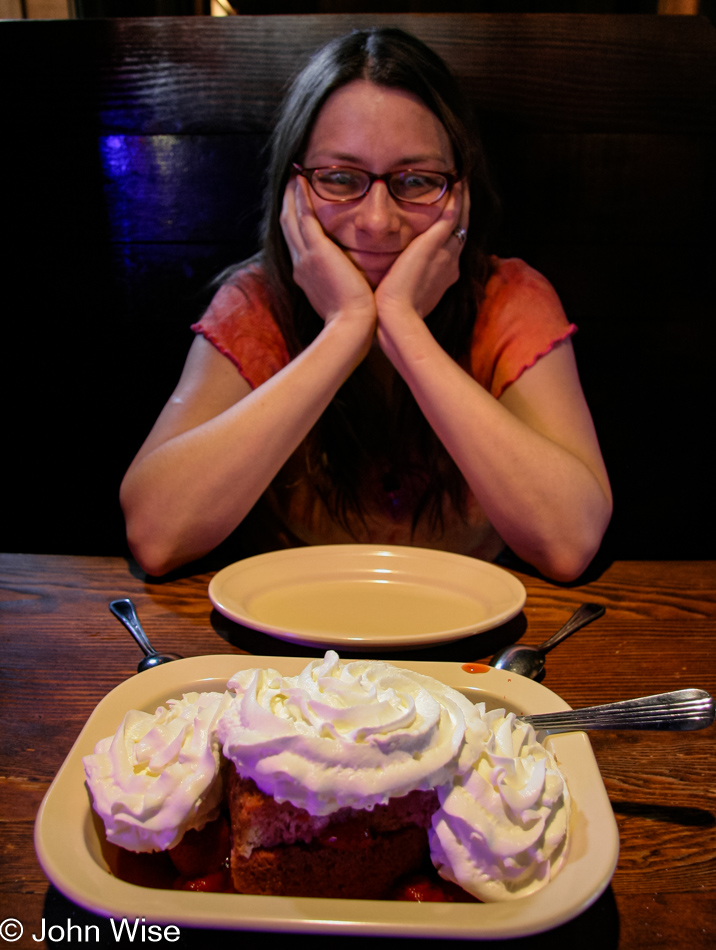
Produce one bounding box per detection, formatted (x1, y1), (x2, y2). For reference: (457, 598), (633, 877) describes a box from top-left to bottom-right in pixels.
(3, 14), (714, 562)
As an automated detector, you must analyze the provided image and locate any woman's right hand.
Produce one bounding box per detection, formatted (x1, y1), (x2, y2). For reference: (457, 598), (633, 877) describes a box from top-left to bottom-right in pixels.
(280, 175), (377, 331)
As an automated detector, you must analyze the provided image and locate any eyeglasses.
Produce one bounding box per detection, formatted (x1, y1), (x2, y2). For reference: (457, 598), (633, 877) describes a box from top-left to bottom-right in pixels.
(293, 163), (456, 205)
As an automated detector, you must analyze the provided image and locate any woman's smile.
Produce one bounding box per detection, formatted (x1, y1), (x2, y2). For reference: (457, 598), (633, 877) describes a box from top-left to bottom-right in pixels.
(340, 246), (402, 283)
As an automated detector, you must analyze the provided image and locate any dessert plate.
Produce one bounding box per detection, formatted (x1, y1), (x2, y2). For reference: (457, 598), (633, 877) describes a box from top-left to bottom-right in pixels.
(35, 655), (619, 941)
(208, 545), (526, 649)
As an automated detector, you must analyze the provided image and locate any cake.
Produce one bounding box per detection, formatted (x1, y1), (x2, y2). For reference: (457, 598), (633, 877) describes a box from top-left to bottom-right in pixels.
(227, 773), (437, 899)
(430, 707), (571, 900)
(83, 651), (571, 901)
(214, 650), (485, 898)
(82, 690), (231, 853)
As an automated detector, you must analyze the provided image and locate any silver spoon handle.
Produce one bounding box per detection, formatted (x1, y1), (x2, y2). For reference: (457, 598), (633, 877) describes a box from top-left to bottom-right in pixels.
(109, 598), (156, 657)
(537, 602), (605, 654)
(521, 689), (715, 732)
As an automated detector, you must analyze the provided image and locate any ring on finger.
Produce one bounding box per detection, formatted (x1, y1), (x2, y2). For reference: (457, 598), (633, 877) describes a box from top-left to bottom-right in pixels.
(452, 227), (467, 245)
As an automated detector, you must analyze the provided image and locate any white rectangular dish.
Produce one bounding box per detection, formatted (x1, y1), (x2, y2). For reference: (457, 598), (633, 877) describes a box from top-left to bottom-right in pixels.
(34, 655), (619, 940)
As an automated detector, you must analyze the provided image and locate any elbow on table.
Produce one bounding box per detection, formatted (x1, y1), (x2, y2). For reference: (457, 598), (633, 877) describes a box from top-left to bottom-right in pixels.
(120, 493), (200, 578)
(532, 513), (612, 583)
(130, 544), (186, 579)
(123, 519), (191, 578)
(537, 547), (599, 584)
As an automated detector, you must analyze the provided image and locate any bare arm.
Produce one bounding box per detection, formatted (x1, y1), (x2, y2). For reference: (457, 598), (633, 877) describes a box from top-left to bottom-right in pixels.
(378, 323), (612, 581)
(373, 187), (612, 581)
(120, 323), (370, 575)
(121, 179), (377, 576)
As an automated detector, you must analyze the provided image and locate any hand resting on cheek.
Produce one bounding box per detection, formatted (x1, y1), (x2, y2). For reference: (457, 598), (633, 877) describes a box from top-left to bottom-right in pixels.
(375, 181), (469, 337)
(280, 175), (378, 336)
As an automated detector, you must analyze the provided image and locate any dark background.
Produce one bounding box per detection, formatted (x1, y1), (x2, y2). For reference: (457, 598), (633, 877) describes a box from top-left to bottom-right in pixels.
(72, 0), (716, 24)
(2, 11), (714, 566)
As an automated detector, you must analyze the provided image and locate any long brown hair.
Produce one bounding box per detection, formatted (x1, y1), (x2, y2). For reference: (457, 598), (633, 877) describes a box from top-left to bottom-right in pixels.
(251, 28), (499, 534)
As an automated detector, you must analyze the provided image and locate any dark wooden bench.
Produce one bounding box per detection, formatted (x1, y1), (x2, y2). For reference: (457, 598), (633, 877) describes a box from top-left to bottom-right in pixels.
(3, 13), (714, 561)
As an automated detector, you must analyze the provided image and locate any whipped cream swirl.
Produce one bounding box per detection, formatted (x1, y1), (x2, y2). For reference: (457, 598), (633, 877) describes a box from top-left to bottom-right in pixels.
(218, 650), (487, 816)
(429, 707), (571, 901)
(83, 690), (231, 852)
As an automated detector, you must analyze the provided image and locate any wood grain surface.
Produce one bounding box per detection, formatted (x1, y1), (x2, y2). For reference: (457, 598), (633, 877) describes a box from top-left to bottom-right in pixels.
(5, 14), (713, 133)
(1, 553), (714, 948)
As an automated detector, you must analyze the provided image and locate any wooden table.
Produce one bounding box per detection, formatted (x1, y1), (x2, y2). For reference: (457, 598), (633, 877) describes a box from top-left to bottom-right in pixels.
(1, 553), (714, 949)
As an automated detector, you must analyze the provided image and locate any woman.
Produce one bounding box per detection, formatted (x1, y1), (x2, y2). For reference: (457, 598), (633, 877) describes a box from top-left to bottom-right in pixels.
(120, 27), (611, 580)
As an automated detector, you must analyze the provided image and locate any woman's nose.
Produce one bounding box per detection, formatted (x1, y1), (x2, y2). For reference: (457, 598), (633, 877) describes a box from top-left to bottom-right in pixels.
(354, 181), (400, 236)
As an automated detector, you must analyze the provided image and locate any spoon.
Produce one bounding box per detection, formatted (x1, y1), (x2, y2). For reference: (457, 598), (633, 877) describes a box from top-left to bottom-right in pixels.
(521, 688), (715, 733)
(489, 602), (606, 679)
(109, 598), (184, 672)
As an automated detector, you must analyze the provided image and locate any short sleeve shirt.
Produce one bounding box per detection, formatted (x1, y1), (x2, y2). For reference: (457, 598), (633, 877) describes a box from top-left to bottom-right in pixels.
(192, 257), (576, 397)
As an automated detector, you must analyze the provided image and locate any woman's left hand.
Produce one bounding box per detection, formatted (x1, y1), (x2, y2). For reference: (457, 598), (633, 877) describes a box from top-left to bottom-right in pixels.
(375, 181), (469, 327)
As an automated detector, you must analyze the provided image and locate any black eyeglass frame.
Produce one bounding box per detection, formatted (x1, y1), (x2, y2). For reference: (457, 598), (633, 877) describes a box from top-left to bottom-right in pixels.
(293, 163), (458, 205)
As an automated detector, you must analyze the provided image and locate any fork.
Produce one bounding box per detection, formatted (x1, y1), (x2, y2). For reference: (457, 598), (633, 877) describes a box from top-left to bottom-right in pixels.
(520, 689), (714, 733)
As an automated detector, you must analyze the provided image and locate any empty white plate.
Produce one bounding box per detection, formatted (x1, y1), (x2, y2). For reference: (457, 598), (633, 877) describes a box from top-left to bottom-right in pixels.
(208, 544), (526, 649)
